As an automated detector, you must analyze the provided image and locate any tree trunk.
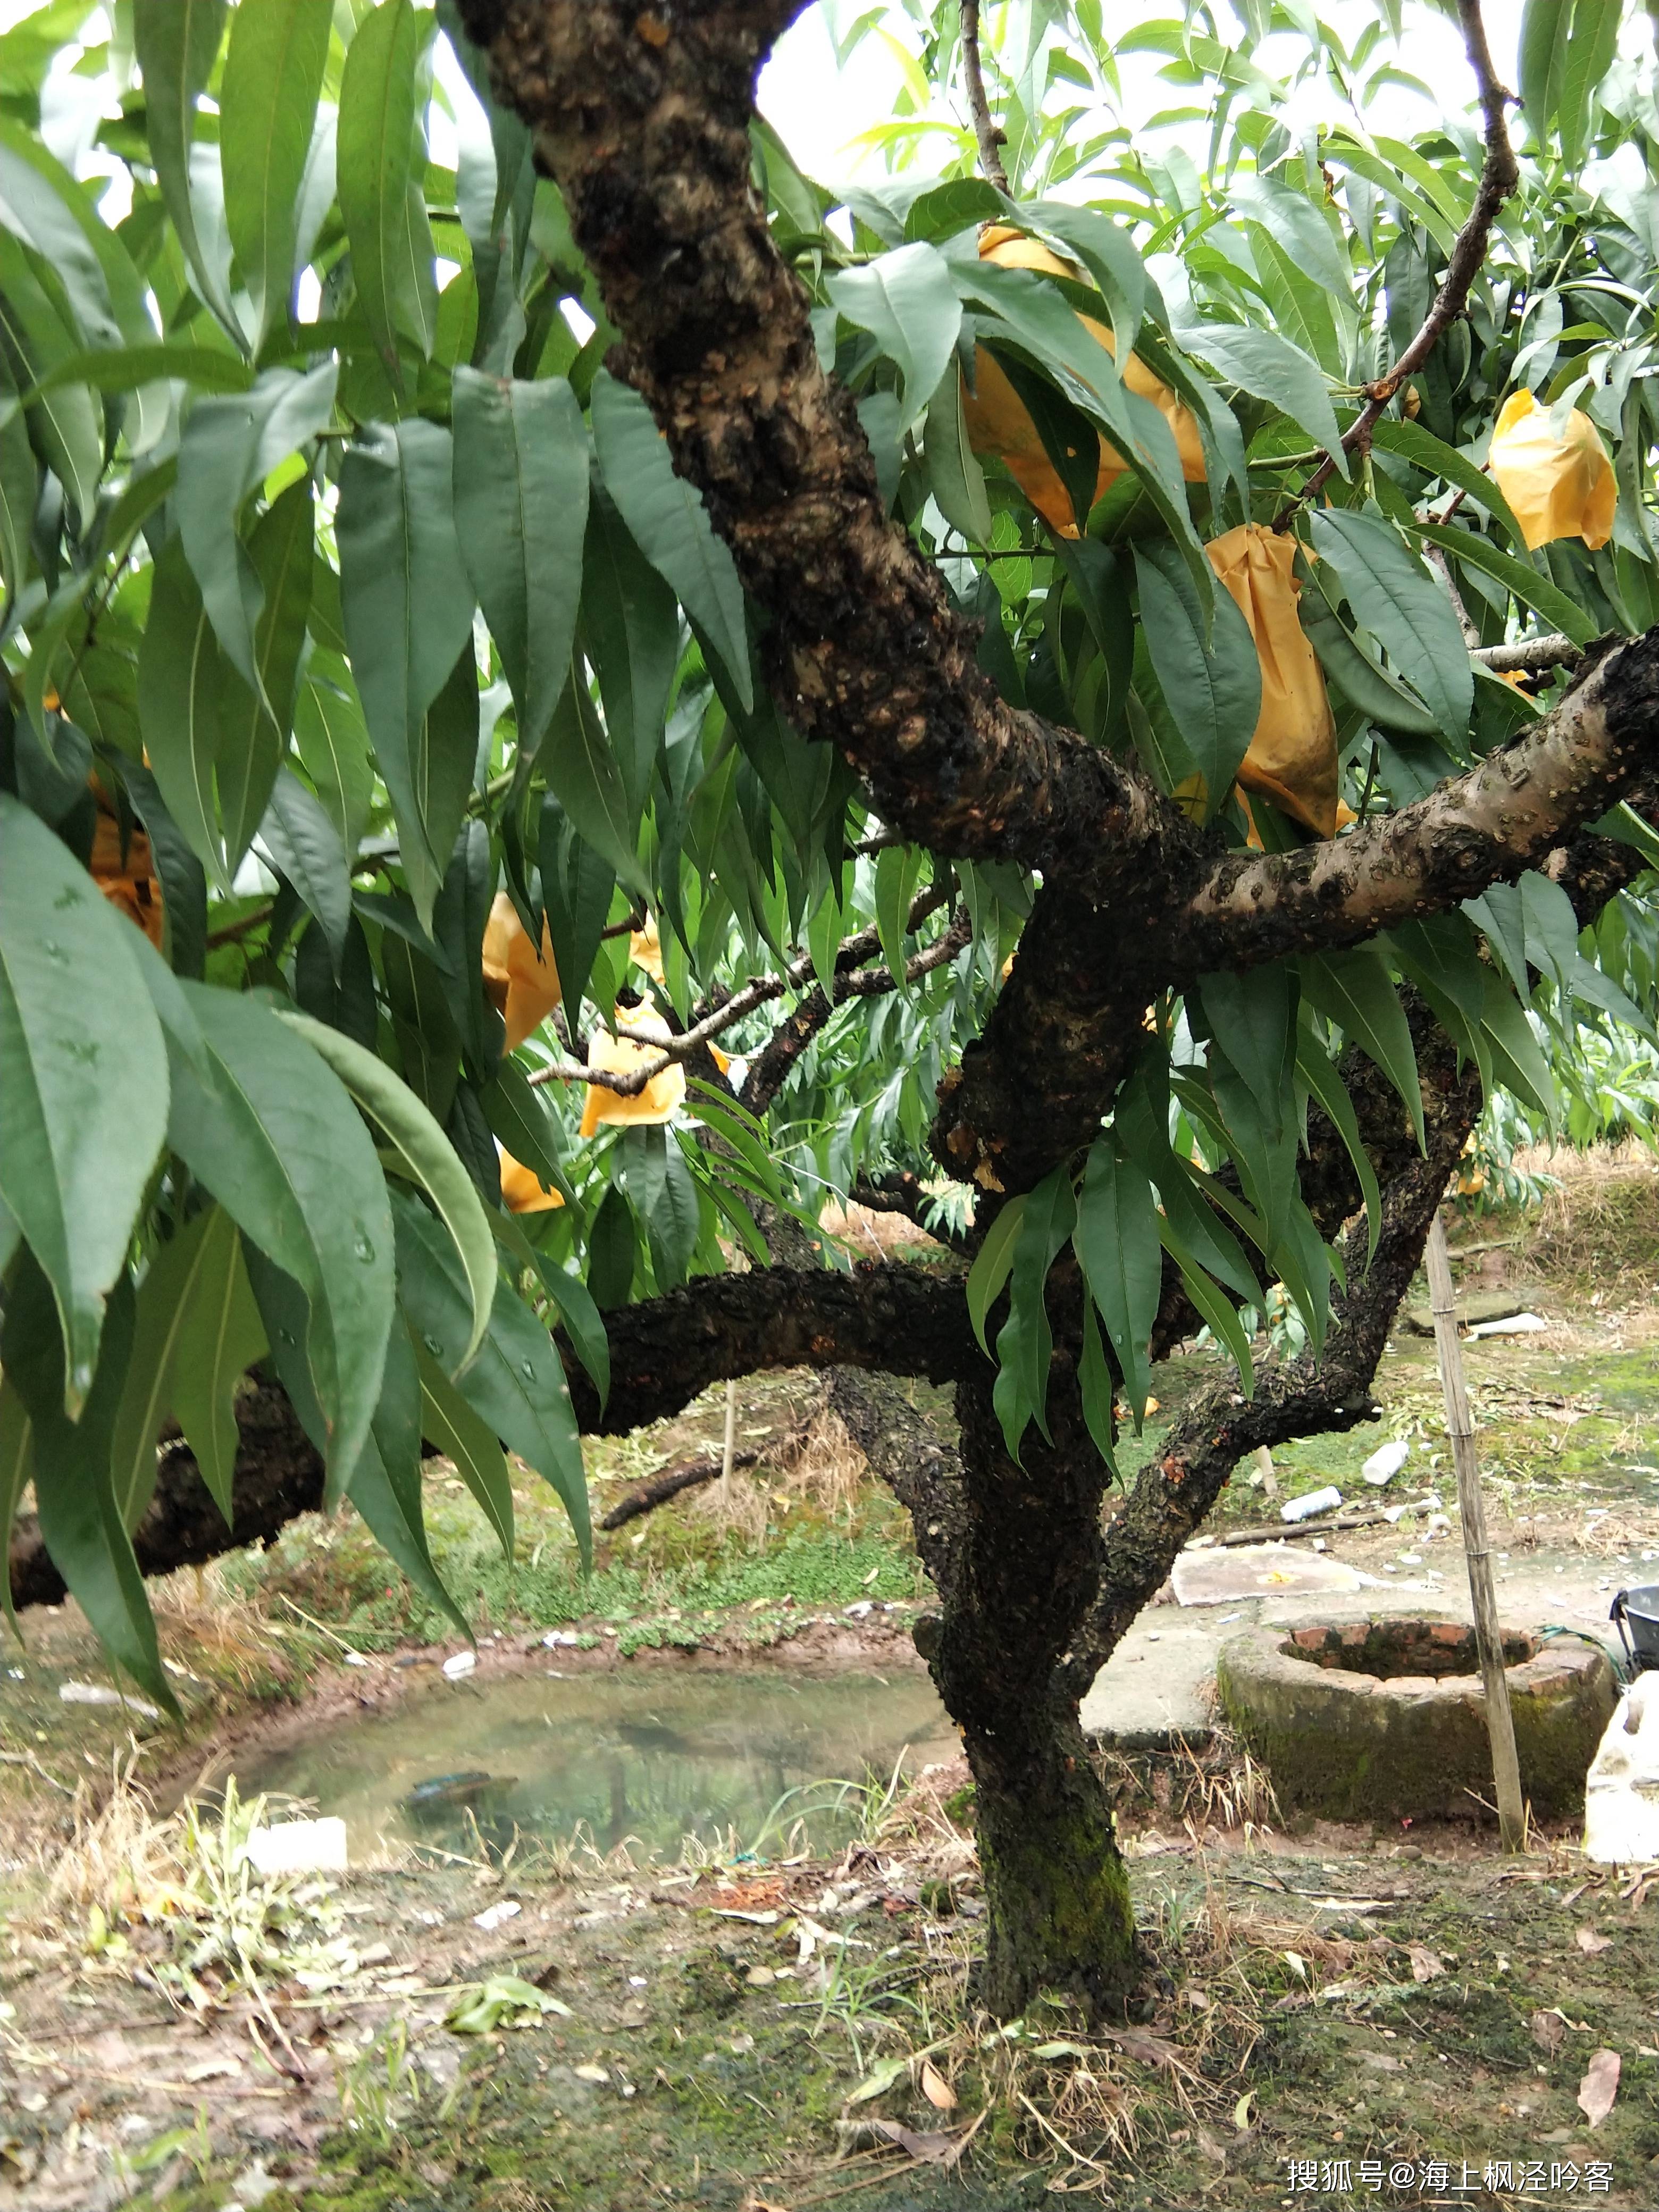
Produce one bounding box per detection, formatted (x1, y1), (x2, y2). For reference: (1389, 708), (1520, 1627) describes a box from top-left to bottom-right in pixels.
(935, 1359), (1138, 2016)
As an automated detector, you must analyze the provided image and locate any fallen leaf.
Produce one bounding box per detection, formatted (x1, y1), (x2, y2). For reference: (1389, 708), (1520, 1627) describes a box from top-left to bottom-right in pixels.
(864, 2116), (975, 2167)
(1103, 2027), (1180, 2068)
(1577, 2048), (1621, 2128)
(1233, 2090), (1257, 2130)
(712, 1909), (780, 1926)
(1408, 1945), (1445, 1983)
(1531, 2010), (1565, 2056)
(1575, 1927), (1613, 1955)
(573, 2063), (610, 2085)
(1283, 1950), (1308, 1982)
(919, 2059), (957, 2112)
(846, 2056), (908, 2106)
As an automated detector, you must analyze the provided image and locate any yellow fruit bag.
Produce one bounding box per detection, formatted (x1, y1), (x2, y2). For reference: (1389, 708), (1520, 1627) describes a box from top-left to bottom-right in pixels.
(498, 1144), (565, 1214)
(1487, 390), (1615, 552)
(89, 784), (164, 948)
(482, 892), (563, 1051)
(962, 225), (1205, 538)
(1205, 523), (1340, 841)
(579, 1001), (687, 1136)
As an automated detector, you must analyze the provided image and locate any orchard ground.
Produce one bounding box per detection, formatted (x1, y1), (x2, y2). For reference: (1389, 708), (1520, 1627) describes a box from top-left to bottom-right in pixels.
(3, 1151), (1659, 2208)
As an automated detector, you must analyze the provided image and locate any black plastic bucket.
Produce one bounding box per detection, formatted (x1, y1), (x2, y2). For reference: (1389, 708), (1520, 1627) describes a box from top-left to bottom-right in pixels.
(1610, 1585), (1659, 1672)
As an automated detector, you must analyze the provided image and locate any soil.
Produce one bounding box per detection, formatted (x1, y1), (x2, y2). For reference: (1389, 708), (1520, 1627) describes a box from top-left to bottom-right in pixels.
(4, 1205), (1659, 2207)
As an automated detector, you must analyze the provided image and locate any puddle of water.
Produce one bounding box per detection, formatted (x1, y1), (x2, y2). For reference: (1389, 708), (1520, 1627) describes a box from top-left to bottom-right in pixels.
(231, 1666), (956, 1862)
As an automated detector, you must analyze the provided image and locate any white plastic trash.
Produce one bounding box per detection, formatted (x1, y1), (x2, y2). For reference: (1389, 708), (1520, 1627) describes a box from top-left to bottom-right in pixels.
(1465, 1313), (1547, 1338)
(1281, 1486), (1342, 1523)
(244, 1817), (349, 1878)
(442, 1650), (477, 1679)
(58, 1681), (160, 1718)
(1362, 1440), (1410, 1487)
(1584, 1672), (1659, 1864)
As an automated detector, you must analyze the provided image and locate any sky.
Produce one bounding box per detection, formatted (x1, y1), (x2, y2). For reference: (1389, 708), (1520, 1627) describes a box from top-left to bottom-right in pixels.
(757, 0), (1538, 188)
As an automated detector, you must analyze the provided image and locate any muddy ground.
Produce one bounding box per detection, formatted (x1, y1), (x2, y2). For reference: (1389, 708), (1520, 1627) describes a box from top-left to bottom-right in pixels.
(3, 1170), (1659, 2208)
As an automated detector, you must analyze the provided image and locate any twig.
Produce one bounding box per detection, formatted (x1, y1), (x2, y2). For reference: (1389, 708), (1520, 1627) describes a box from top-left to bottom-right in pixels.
(960, 1), (1009, 191)
(1470, 633), (1583, 674)
(204, 902), (274, 950)
(598, 1448), (760, 1531)
(528, 890), (959, 1093)
(1276, 0), (1518, 523)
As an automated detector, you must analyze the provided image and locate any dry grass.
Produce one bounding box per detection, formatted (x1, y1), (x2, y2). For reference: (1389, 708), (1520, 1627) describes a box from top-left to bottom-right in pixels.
(1505, 1143), (1659, 1296)
(679, 1392), (869, 1544)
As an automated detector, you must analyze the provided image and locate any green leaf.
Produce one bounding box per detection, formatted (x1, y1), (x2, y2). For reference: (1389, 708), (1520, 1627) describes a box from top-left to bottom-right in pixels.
(965, 1190), (1027, 1355)
(580, 491), (678, 826)
(2, 1255), (176, 1712)
(1166, 1244), (1255, 1395)
(0, 794), (170, 1414)
(1295, 1016), (1383, 1263)
(175, 364), (334, 701)
(337, 420), (477, 921)
(343, 1317), (471, 1636)
(0, 1371), (32, 1640)
(412, 1330), (514, 1563)
(336, 0), (437, 377)
(923, 359), (993, 547)
(1299, 590), (1442, 736)
(392, 1192), (589, 1557)
(260, 768), (351, 975)
(16, 342), (253, 406)
(453, 368), (588, 757)
(590, 370), (752, 710)
(295, 660), (374, 855)
(622, 1124), (700, 1290)
(169, 1210), (267, 1524)
(543, 666), (648, 895)
(1180, 319), (1345, 476)
(1020, 201), (1147, 352)
(0, 361), (37, 599)
(216, 473), (318, 874)
(482, 1057), (575, 1208)
(164, 983), (395, 1487)
(1369, 420), (1524, 549)
(0, 228), (102, 528)
(139, 534), (230, 885)
(275, 1007), (496, 1376)
(1134, 543), (1261, 809)
(1414, 518), (1600, 647)
(110, 1208), (223, 1531)
(1074, 1141), (1161, 1429)
(1308, 509), (1472, 743)
(221, 0), (332, 347)
(992, 1166), (1076, 1457)
(1479, 968), (1557, 1128)
(1198, 965), (1295, 1137)
(828, 239), (962, 433)
(874, 843), (924, 992)
(1113, 1047), (1259, 1303)
(132, 0), (233, 335)
(1078, 1299), (1119, 1475)
(1297, 945), (1425, 1151)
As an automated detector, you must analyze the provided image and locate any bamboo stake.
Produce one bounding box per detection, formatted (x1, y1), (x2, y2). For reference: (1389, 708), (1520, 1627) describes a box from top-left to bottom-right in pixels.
(1424, 1211), (1527, 1851)
(720, 1378), (738, 1502)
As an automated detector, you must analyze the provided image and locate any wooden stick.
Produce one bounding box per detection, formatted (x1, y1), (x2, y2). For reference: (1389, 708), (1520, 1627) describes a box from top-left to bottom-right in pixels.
(721, 1377), (738, 1503)
(1425, 1212), (1527, 1851)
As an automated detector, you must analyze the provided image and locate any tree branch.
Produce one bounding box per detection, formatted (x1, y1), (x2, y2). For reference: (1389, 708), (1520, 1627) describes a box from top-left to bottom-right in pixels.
(960, 0), (1009, 191)
(1063, 1047), (1482, 1692)
(456, 0), (1205, 921)
(1284, 0), (1518, 513)
(527, 885), (957, 1096)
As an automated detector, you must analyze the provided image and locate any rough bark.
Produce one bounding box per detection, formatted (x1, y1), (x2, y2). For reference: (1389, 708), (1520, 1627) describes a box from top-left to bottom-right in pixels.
(828, 1363), (1135, 2011)
(8, 1379), (323, 1611)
